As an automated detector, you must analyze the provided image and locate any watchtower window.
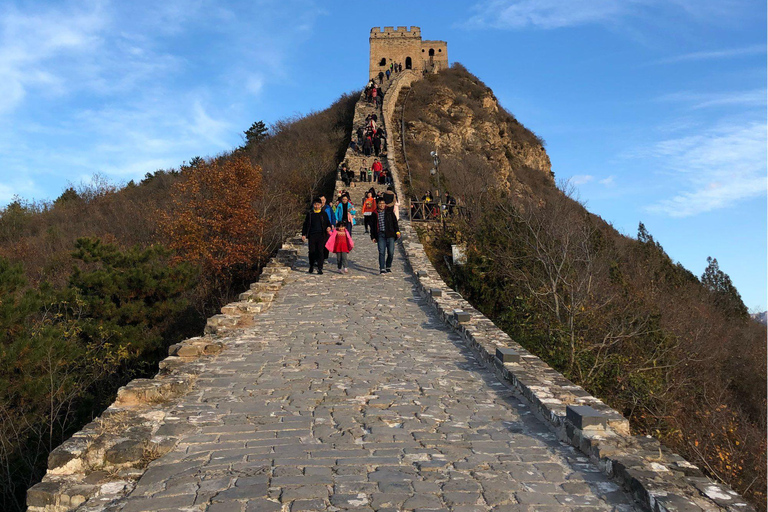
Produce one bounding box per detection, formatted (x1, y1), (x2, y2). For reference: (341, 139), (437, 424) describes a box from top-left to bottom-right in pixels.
(379, 58), (386, 66)
(405, 57), (412, 69)
(428, 48), (435, 56)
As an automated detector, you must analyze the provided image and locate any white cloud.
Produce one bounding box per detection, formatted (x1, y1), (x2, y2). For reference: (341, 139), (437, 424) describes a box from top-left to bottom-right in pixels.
(0, 2), (107, 113)
(599, 175), (615, 186)
(190, 101), (232, 149)
(570, 174), (594, 185)
(463, 0), (752, 30)
(0, 178), (40, 205)
(653, 44), (765, 64)
(246, 75), (265, 96)
(657, 89), (767, 110)
(464, 0), (624, 29)
(644, 121), (767, 217)
(0, 0), (325, 205)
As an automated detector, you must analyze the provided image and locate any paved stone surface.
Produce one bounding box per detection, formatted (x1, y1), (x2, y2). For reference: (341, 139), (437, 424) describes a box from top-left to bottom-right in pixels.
(97, 80), (639, 512)
(100, 231), (639, 511)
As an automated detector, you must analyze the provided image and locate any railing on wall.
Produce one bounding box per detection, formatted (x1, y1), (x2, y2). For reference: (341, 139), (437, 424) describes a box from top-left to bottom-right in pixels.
(409, 201), (466, 222)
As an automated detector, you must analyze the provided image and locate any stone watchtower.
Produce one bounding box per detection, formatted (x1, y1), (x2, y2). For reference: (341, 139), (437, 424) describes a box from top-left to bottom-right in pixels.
(369, 26), (448, 80)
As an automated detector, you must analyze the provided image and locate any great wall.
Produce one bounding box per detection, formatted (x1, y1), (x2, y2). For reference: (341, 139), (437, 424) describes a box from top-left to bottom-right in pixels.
(26, 28), (754, 512)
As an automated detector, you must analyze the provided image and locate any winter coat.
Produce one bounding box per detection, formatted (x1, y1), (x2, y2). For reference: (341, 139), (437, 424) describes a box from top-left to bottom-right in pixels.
(302, 210), (331, 238)
(322, 204), (336, 226)
(336, 202), (357, 226)
(325, 229), (355, 253)
(362, 197), (377, 214)
(369, 209), (400, 240)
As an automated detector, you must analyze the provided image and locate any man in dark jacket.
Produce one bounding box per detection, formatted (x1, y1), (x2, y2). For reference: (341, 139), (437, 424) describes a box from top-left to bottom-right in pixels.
(370, 200), (400, 274)
(302, 198), (332, 274)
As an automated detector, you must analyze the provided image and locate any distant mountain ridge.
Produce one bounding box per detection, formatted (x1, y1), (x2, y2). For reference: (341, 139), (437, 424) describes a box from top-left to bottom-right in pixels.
(751, 311), (767, 325)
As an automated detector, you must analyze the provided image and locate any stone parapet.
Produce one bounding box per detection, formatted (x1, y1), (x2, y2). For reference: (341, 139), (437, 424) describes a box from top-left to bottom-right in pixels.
(27, 243), (300, 511)
(380, 70), (754, 512)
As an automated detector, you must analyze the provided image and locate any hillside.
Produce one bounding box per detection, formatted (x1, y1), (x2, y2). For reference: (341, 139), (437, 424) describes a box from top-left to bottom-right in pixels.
(0, 92), (356, 511)
(397, 64), (767, 509)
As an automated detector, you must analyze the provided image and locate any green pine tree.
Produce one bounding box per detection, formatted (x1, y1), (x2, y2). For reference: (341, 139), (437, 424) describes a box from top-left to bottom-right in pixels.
(243, 120), (269, 147)
(701, 256), (748, 319)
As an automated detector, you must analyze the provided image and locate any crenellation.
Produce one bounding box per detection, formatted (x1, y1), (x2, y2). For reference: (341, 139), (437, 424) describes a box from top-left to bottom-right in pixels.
(369, 26), (446, 78)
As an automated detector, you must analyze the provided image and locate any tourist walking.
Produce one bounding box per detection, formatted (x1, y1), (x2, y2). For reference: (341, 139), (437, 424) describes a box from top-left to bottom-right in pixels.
(371, 158), (383, 183)
(302, 198), (332, 274)
(319, 196), (336, 226)
(362, 191), (377, 234)
(382, 185), (399, 219)
(370, 200), (400, 274)
(325, 221), (354, 274)
(336, 195), (356, 234)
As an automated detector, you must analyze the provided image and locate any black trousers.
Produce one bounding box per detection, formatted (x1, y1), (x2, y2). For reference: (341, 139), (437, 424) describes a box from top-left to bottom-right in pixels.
(308, 234), (325, 270)
(364, 215), (375, 232)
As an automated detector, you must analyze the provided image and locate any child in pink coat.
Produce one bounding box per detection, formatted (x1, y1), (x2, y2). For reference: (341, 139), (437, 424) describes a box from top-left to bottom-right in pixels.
(325, 221), (354, 273)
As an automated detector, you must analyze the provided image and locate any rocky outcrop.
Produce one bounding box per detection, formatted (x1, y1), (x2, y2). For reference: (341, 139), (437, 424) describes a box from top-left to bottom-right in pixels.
(404, 80), (552, 194)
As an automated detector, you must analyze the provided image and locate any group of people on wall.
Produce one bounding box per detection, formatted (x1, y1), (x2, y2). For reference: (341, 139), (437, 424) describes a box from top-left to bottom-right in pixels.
(338, 157), (393, 188)
(301, 187), (400, 276)
(301, 68), (403, 276)
(349, 113), (387, 159)
(376, 61), (404, 85)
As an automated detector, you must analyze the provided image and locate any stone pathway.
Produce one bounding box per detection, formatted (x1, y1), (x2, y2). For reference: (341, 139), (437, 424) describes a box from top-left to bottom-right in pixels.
(102, 232), (638, 512)
(93, 76), (641, 512)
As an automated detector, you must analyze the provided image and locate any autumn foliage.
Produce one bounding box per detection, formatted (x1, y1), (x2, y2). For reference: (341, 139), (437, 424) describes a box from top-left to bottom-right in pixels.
(161, 155), (267, 293)
(0, 91), (357, 510)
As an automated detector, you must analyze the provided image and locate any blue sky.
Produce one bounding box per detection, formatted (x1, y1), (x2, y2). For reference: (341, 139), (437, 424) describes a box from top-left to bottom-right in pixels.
(0, 0), (765, 310)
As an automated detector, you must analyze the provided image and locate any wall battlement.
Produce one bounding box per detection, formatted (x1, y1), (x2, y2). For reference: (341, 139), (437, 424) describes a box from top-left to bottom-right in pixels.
(369, 26), (448, 79)
(370, 26), (421, 38)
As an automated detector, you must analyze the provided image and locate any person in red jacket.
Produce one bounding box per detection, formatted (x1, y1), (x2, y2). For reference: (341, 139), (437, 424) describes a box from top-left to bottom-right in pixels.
(325, 221), (354, 274)
(361, 190), (377, 234)
(371, 158), (383, 183)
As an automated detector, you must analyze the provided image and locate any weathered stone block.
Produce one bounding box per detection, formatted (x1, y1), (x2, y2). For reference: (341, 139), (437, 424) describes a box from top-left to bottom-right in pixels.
(203, 342), (224, 355)
(105, 439), (145, 465)
(495, 347), (520, 363)
(60, 484), (98, 508)
(27, 480), (62, 507)
(429, 288), (442, 297)
(221, 304), (239, 316)
(566, 405), (607, 430)
(454, 309), (470, 323)
(176, 344), (202, 358)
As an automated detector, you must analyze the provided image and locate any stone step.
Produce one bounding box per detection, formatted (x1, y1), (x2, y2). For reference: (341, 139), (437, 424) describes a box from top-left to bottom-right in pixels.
(250, 281), (282, 292)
